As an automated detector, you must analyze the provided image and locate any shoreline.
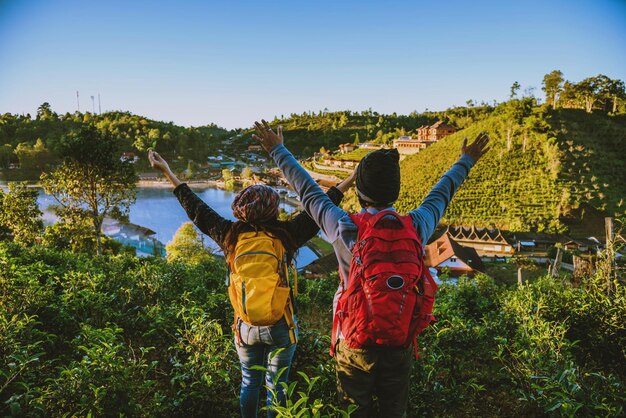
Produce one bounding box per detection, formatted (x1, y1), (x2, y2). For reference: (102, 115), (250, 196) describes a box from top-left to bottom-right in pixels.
(2, 179), (225, 190)
(136, 179), (222, 189)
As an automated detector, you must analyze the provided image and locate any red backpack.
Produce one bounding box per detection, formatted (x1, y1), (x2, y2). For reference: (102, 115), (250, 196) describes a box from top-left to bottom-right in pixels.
(331, 210), (438, 358)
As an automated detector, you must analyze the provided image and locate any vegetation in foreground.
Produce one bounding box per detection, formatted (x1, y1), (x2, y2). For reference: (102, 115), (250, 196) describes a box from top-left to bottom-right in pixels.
(1, 240), (624, 417)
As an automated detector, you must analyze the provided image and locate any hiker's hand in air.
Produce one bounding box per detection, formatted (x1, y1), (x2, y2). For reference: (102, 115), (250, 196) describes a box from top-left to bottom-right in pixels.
(336, 166), (358, 193)
(461, 131), (491, 163)
(252, 120), (283, 152)
(148, 150), (182, 187)
(148, 150), (171, 173)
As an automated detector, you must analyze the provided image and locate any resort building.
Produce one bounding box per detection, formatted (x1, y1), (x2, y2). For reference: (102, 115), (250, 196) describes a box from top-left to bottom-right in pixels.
(358, 142), (382, 149)
(393, 122), (457, 155)
(446, 225), (515, 257)
(425, 234), (485, 276)
(416, 121), (457, 141)
(393, 136), (435, 155)
(339, 143), (356, 154)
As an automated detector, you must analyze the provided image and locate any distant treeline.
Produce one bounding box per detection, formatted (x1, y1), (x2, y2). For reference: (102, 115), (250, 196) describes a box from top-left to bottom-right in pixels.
(1, 71), (623, 173)
(0, 107), (233, 172)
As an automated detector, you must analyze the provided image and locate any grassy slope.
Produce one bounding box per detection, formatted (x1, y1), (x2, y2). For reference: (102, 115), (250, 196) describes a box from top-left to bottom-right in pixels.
(395, 109), (626, 233)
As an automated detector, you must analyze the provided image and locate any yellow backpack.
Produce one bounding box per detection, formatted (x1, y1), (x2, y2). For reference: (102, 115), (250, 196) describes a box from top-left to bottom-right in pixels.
(226, 231), (298, 344)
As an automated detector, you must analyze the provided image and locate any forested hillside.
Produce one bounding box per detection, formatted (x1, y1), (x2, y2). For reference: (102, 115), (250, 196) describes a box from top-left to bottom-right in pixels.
(395, 107), (626, 233)
(0, 105), (231, 176)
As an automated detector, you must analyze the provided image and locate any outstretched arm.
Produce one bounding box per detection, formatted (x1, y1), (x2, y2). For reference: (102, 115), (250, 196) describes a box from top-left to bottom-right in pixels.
(286, 185), (346, 247)
(253, 120), (349, 242)
(148, 150), (182, 188)
(148, 150), (232, 248)
(410, 132), (491, 243)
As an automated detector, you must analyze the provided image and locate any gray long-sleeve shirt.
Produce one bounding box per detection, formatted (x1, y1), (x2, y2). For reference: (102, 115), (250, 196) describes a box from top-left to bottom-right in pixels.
(269, 144), (475, 290)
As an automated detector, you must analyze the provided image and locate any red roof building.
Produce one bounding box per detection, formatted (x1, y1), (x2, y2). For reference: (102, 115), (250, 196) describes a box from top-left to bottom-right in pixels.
(426, 234), (485, 276)
(416, 121), (457, 141)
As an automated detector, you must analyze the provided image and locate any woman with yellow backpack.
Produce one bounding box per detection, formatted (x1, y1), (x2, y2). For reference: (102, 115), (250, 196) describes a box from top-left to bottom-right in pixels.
(148, 150), (354, 417)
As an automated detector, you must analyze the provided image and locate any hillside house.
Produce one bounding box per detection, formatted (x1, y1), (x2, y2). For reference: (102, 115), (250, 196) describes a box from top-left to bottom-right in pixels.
(416, 121), (457, 141)
(447, 225), (515, 257)
(392, 136), (435, 155)
(426, 234), (485, 276)
(509, 232), (571, 255)
(358, 142), (382, 150)
(564, 237), (603, 253)
(339, 143), (356, 154)
(320, 157), (359, 169)
(120, 152), (139, 163)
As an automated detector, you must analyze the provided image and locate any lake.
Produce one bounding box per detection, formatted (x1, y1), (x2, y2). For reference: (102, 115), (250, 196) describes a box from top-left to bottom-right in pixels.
(4, 183), (319, 268)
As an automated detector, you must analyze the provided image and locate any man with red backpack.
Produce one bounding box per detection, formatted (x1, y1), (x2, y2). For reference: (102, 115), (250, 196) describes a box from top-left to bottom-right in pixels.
(253, 120), (490, 417)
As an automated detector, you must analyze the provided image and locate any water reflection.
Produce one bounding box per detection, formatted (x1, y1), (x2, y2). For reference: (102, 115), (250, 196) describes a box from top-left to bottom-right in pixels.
(30, 184), (318, 268)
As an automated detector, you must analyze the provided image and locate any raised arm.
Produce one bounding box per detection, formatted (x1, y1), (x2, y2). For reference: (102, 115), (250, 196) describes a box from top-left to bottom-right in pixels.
(148, 150), (182, 188)
(148, 150), (232, 247)
(410, 132), (490, 243)
(253, 120), (349, 242)
(286, 185), (346, 248)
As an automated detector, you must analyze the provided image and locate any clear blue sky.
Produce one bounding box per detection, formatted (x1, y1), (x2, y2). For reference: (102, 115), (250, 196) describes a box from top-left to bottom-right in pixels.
(1, 0), (625, 129)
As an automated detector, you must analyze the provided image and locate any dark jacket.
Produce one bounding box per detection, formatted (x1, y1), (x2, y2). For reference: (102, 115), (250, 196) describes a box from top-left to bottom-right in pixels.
(173, 183), (344, 253)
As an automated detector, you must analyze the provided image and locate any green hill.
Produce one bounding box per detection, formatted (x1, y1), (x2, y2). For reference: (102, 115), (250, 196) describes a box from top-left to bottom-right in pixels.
(395, 107), (626, 233)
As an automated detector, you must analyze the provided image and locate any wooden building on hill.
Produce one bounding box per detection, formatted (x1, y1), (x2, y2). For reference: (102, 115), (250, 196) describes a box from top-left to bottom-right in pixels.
(447, 225), (515, 257)
(416, 121), (457, 141)
(339, 143), (356, 154)
(509, 232), (571, 255)
(425, 234), (485, 276)
(393, 136), (435, 155)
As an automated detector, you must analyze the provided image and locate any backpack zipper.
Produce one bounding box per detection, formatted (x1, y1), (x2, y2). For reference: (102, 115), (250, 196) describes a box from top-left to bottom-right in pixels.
(234, 251), (280, 263)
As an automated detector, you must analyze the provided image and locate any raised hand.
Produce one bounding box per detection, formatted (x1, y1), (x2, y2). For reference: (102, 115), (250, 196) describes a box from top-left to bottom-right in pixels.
(461, 132), (491, 163)
(148, 150), (171, 173)
(148, 150), (182, 187)
(252, 119), (284, 152)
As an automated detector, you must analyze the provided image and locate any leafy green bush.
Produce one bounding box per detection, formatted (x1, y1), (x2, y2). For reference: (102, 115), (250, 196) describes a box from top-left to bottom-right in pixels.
(1, 240), (625, 417)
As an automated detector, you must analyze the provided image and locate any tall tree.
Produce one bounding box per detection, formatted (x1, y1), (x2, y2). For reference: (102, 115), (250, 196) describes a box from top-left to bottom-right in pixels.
(606, 78), (626, 113)
(0, 182), (43, 245)
(559, 81), (579, 109)
(542, 70), (564, 109)
(0, 144), (13, 169)
(41, 125), (137, 255)
(575, 75), (610, 113)
(14, 139), (51, 170)
(36, 102), (57, 121)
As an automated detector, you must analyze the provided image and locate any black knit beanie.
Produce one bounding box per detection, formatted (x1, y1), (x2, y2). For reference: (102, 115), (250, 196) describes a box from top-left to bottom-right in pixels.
(356, 148), (400, 206)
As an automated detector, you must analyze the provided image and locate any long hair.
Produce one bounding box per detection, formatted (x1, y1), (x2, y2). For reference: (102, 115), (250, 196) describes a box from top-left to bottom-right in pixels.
(224, 219), (299, 264)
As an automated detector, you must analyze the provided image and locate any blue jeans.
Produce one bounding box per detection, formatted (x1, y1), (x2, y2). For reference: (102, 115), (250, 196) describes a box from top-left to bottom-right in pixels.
(235, 317), (297, 418)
